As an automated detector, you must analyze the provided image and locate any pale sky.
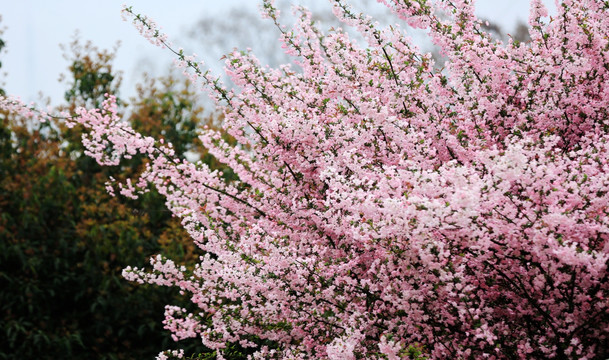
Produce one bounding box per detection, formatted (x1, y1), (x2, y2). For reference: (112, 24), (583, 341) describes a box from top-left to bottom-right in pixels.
(1, 0), (556, 105)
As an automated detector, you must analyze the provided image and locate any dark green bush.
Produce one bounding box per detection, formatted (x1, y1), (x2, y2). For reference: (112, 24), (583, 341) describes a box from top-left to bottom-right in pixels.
(0, 39), (211, 360)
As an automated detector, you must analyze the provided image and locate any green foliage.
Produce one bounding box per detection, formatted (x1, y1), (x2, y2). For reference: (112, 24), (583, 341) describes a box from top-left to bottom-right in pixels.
(0, 39), (211, 359)
(62, 39), (122, 109)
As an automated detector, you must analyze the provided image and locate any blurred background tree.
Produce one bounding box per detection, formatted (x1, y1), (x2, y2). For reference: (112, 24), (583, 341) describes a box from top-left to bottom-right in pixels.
(188, 1), (531, 78)
(0, 34), (218, 359)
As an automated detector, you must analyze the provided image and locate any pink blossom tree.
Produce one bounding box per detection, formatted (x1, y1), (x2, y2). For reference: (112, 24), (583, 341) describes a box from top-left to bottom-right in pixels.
(3, 0), (609, 358)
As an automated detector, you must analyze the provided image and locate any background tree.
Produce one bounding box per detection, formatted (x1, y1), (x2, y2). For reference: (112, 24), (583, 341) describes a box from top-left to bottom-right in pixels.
(187, 0), (418, 79)
(188, 1), (529, 77)
(0, 37), (214, 359)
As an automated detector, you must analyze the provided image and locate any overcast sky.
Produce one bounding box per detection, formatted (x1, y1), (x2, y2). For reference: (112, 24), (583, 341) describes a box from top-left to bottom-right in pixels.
(1, 0), (556, 105)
